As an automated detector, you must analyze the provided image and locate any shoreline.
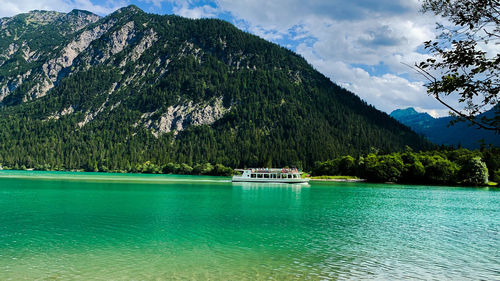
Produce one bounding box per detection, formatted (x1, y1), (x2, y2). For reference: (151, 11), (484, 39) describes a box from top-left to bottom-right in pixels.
(0, 169), (496, 187)
(309, 178), (366, 182)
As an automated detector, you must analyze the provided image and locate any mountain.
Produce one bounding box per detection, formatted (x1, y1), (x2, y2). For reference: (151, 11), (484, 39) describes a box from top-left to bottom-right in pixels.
(390, 108), (434, 129)
(0, 6), (430, 171)
(390, 107), (499, 149)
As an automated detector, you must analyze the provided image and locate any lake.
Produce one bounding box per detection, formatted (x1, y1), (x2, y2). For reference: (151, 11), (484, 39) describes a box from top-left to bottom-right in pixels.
(0, 170), (498, 280)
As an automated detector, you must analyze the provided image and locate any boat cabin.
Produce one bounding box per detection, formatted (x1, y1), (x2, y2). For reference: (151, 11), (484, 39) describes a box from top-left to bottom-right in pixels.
(237, 168), (301, 179)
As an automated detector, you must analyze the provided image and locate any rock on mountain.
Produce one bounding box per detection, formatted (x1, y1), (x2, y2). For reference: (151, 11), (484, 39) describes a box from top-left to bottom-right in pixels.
(0, 9), (101, 101)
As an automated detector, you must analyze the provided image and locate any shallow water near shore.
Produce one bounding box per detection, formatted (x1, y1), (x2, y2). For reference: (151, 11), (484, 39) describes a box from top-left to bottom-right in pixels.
(0, 170), (499, 280)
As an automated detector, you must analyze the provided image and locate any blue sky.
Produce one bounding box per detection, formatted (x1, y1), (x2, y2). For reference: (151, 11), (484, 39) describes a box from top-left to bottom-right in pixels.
(1, 0), (455, 116)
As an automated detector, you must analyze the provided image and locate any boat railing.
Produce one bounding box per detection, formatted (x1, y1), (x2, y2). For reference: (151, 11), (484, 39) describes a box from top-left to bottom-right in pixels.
(235, 168), (301, 174)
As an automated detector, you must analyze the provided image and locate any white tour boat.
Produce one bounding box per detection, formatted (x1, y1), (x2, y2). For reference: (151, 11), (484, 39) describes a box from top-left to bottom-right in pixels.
(232, 168), (309, 183)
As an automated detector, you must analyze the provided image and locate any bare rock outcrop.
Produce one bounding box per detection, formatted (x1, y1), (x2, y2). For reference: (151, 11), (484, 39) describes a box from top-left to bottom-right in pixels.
(46, 106), (75, 120)
(119, 29), (158, 67)
(43, 21), (116, 83)
(139, 97), (230, 137)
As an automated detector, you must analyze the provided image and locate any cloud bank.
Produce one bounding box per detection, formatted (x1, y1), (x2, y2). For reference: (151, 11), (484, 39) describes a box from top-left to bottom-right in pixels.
(0, 0), (125, 17)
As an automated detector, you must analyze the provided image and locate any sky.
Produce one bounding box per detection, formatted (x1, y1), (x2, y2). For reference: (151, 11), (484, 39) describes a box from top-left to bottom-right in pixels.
(0, 0), (461, 117)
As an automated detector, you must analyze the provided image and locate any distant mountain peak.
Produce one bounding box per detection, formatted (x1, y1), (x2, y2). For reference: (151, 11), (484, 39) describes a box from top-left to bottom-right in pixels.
(68, 9), (96, 15)
(391, 107), (419, 117)
(26, 10), (62, 15)
(115, 5), (143, 14)
(391, 107), (434, 119)
(22, 10), (66, 25)
(63, 9), (100, 30)
(391, 106), (499, 149)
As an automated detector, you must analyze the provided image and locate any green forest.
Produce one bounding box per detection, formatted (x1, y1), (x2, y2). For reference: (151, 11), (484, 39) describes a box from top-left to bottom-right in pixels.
(1, 146), (497, 186)
(312, 147), (500, 186)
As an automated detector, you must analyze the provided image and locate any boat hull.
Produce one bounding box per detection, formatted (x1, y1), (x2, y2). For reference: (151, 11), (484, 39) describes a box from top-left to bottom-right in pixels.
(232, 177), (309, 184)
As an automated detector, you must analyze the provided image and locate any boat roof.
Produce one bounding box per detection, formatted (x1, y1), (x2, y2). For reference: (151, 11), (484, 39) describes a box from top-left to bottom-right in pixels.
(235, 168), (300, 173)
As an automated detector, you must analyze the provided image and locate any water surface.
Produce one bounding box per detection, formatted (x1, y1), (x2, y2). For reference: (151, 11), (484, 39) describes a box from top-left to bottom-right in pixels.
(0, 170), (498, 280)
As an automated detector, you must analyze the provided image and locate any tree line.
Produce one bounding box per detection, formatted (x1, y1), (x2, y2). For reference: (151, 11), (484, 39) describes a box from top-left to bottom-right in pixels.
(312, 147), (499, 186)
(0, 160), (234, 177)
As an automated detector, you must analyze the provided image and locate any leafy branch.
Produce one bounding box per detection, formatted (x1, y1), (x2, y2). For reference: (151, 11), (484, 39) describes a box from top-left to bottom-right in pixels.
(416, 0), (499, 132)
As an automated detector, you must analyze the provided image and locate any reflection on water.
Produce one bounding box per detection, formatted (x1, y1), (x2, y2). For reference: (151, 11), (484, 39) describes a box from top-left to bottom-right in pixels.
(232, 182), (310, 213)
(232, 181), (310, 189)
(232, 181), (309, 198)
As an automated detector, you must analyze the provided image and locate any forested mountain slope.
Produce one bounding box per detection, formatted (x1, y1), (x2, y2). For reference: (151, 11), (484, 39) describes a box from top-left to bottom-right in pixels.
(0, 6), (430, 170)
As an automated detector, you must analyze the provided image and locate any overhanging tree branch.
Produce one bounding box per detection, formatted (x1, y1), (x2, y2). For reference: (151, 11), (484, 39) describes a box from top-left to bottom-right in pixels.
(402, 62), (498, 132)
(415, 0), (499, 133)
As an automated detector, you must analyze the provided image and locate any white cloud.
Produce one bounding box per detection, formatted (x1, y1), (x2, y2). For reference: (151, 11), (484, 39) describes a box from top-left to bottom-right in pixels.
(297, 43), (449, 114)
(211, 0), (453, 116)
(0, 0), (125, 17)
(172, 2), (217, 19)
(140, 0), (218, 19)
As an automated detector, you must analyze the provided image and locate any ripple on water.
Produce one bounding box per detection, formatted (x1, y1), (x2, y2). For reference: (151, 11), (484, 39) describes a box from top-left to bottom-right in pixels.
(0, 173), (499, 280)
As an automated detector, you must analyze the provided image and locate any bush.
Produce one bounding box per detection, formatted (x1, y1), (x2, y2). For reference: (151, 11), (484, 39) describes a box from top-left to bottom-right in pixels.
(192, 163), (214, 175)
(163, 162), (180, 174)
(402, 161), (425, 183)
(458, 157), (489, 186)
(178, 163), (193, 174)
(338, 155), (356, 175)
(211, 164), (233, 176)
(141, 161), (162, 174)
(421, 155), (458, 184)
(312, 159), (339, 176)
(483, 148), (500, 181)
(362, 154), (404, 182)
(493, 169), (500, 183)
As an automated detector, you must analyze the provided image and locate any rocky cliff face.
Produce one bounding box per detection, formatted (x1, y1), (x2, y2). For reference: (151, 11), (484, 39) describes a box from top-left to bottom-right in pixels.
(0, 6), (232, 134)
(0, 9), (101, 101)
(138, 96), (230, 136)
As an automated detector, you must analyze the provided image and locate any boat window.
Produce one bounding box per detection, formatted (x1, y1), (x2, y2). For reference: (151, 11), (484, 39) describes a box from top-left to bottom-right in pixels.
(257, 174), (263, 178)
(251, 174), (256, 178)
(264, 174), (269, 178)
(272, 174), (276, 178)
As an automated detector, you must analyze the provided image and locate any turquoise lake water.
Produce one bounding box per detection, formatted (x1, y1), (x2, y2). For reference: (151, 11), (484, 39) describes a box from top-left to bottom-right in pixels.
(0, 170), (499, 280)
